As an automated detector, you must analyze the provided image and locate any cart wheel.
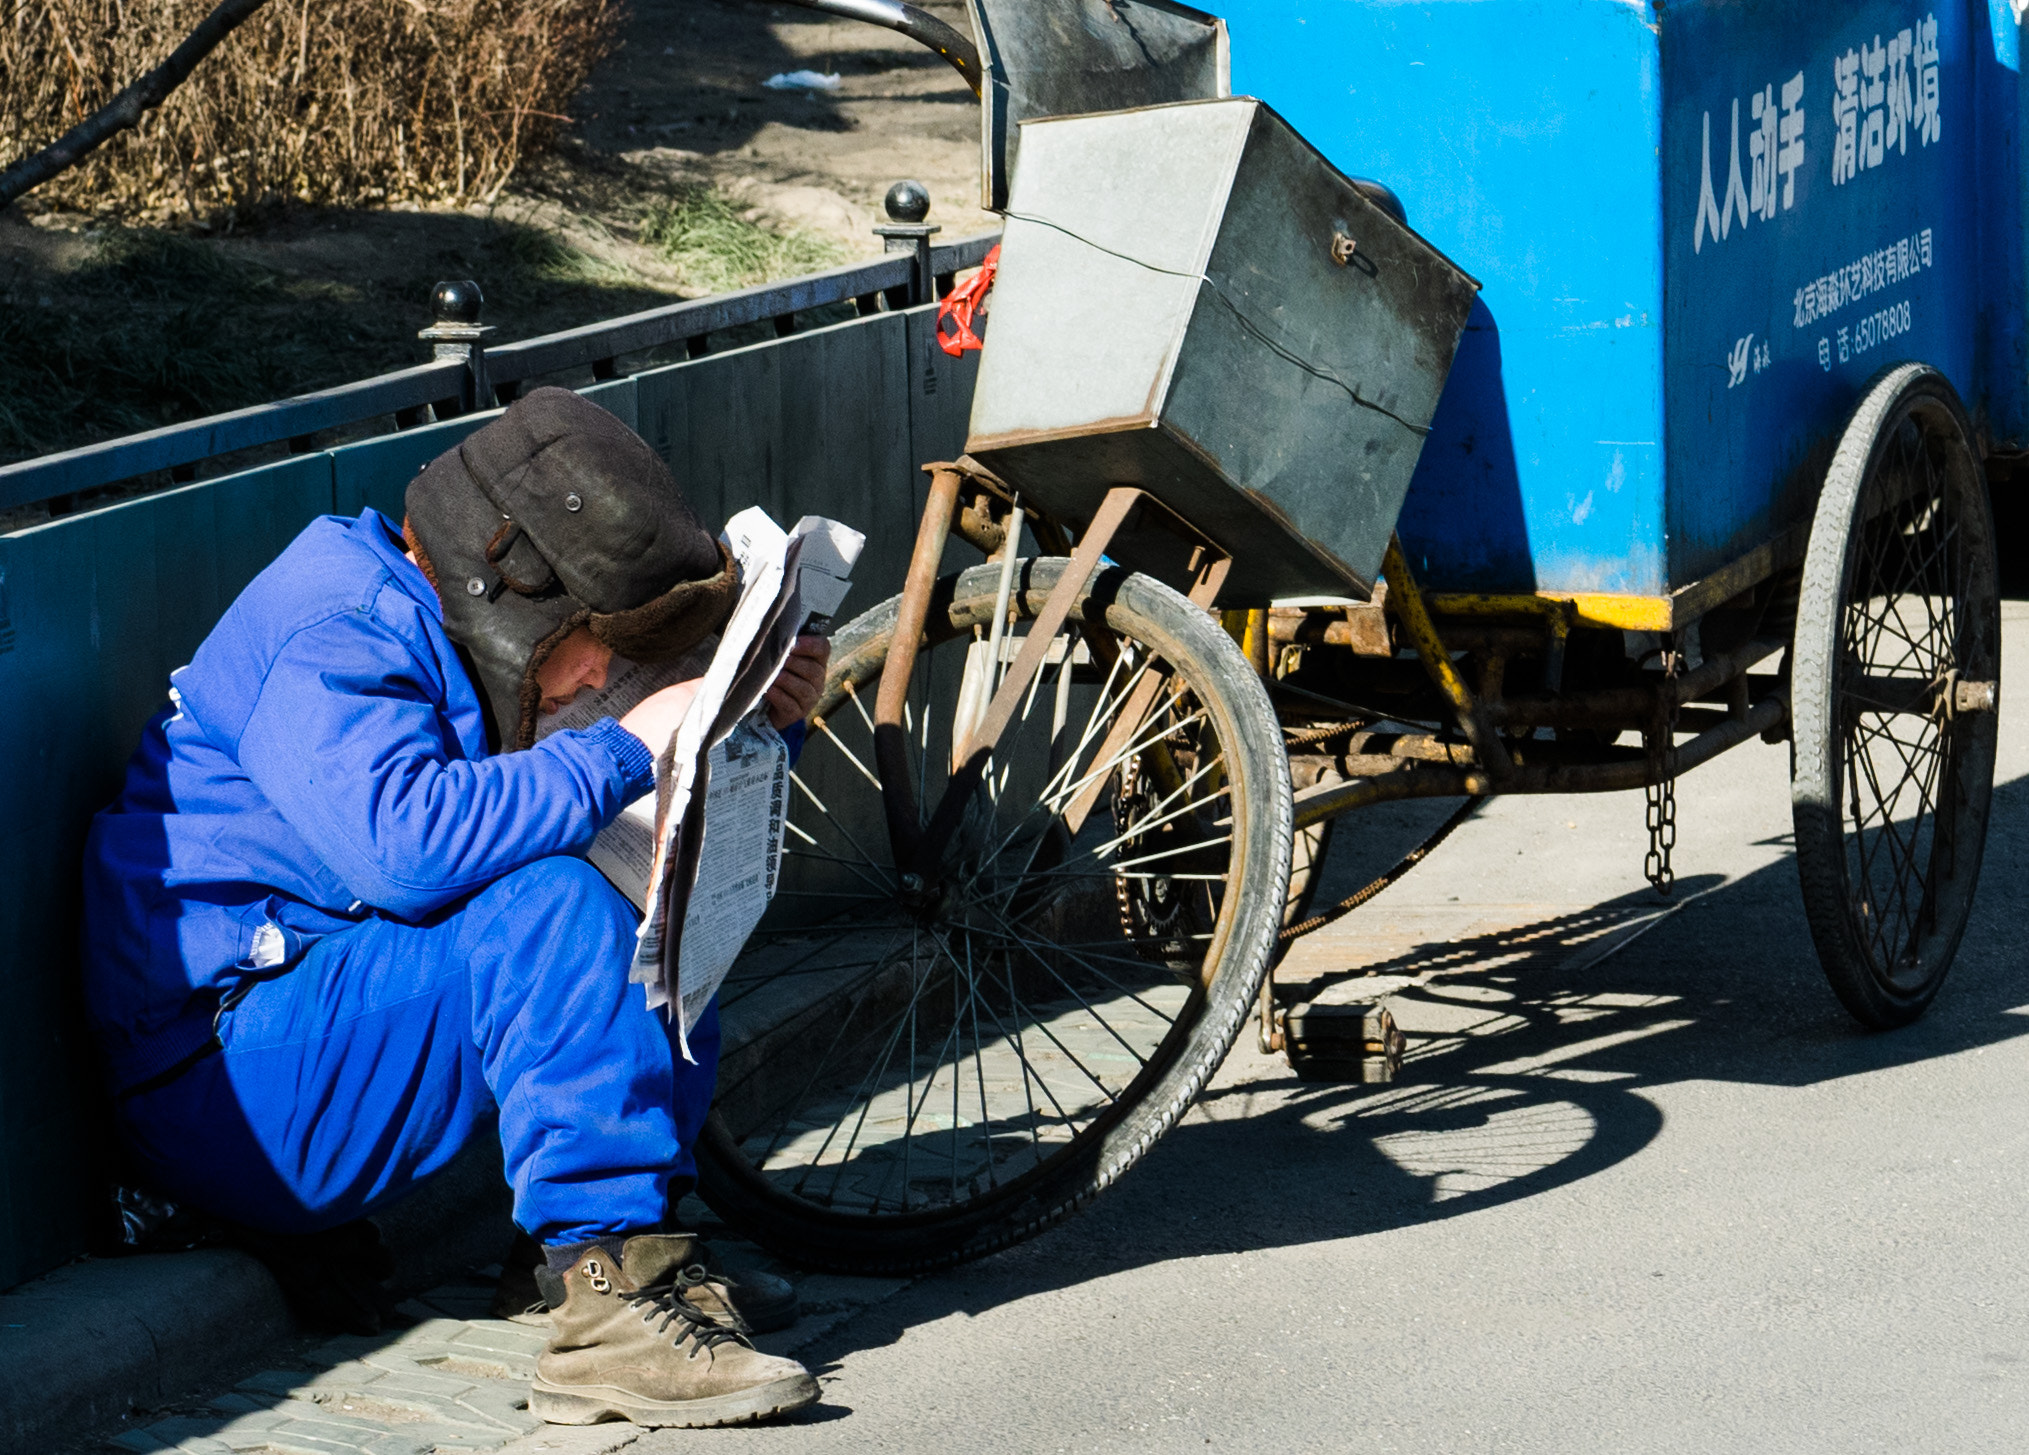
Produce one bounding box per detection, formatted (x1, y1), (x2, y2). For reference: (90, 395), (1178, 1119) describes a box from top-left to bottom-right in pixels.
(695, 557), (1293, 1272)
(1791, 364), (2001, 1029)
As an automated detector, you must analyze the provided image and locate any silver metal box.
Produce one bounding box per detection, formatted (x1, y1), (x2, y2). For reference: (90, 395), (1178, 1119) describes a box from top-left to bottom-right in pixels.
(965, 97), (1479, 602)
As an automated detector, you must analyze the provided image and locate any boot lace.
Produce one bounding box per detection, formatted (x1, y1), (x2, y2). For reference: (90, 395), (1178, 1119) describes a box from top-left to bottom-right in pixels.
(627, 1263), (750, 1355)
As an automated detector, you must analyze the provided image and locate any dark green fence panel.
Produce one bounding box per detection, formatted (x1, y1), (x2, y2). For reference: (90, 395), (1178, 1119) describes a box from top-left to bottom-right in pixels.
(332, 411), (499, 521)
(0, 303), (982, 1292)
(634, 312), (916, 602)
(905, 307), (985, 491)
(579, 379), (639, 434)
(0, 455), (336, 1290)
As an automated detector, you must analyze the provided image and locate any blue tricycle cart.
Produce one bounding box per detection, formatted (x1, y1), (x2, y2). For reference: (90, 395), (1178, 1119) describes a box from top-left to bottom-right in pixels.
(695, 0), (2010, 1271)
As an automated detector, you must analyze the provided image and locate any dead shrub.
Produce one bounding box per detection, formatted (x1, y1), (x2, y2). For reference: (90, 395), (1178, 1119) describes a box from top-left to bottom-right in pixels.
(0, 0), (622, 217)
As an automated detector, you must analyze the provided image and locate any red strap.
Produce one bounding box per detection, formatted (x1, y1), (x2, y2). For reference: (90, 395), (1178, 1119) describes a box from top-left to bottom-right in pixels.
(935, 243), (1000, 357)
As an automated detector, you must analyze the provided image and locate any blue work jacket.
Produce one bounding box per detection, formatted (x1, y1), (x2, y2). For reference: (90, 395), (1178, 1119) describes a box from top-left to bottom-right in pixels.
(82, 509), (660, 1096)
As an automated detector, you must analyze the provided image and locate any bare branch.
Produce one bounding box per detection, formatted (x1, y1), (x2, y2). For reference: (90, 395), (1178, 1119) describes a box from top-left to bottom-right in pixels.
(0, 0), (275, 210)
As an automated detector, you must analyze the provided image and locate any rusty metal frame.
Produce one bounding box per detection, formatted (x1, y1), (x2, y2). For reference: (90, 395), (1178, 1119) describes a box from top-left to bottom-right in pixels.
(1379, 536), (1515, 783)
(1255, 534), (1803, 833)
(873, 473), (1233, 878)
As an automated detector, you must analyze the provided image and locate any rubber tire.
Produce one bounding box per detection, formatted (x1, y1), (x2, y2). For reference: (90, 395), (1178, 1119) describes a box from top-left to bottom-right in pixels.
(1790, 363), (2001, 1029)
(695, 558), (1294, 1273)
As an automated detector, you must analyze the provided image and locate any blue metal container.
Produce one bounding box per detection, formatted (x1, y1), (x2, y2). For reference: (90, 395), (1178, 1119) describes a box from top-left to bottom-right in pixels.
(1216, 0), (2024, 625)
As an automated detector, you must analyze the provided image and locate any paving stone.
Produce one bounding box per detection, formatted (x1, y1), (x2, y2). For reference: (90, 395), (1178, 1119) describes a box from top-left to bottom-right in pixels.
(113, 1235), (903, 1455)
(121, 1313), (545, 1455)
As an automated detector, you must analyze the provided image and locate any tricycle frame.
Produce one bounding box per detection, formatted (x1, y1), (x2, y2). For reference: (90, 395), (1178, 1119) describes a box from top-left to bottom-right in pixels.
(696, 367), (2001, 1274)
(872, 454), (1799, 870)
(861, 452), (1810, 1068)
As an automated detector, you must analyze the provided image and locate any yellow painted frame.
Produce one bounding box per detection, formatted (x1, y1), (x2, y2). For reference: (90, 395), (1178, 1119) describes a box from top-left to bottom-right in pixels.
(1426, 522), (1810, 633)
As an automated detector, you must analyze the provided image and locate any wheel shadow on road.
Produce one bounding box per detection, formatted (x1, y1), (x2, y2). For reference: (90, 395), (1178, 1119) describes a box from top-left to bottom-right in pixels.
(786, 773), (2029, 1370)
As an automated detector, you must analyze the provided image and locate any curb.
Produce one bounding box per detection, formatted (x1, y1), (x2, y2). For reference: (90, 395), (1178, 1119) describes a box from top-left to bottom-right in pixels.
(0, 1141), (516, 1455)
(0, 1249), (293, 1454)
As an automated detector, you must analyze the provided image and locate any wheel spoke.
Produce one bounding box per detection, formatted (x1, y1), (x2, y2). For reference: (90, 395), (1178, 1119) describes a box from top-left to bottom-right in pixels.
(966, 913), (1181, 1028)
(789, 770), (898, 887)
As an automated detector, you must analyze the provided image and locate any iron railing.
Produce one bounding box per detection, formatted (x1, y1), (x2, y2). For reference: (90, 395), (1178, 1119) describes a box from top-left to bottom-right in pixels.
(0, 231), (999, 516)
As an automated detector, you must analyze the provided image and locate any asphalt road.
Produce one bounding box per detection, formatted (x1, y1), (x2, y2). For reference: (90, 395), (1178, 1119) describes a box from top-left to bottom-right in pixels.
(649, 602), (2029, 1455)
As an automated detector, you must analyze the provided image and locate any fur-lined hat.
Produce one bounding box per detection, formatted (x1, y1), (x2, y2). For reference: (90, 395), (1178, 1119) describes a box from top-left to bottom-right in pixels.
(405, 387), (736, 750)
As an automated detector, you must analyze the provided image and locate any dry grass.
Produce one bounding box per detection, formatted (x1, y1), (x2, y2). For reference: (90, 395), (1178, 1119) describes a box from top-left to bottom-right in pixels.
(640, 185), (845, 294)
(0, 0), (622, 217)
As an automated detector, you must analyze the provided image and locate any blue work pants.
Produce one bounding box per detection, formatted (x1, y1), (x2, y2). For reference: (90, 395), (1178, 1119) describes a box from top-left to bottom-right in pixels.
(116, 857), (717, 1248)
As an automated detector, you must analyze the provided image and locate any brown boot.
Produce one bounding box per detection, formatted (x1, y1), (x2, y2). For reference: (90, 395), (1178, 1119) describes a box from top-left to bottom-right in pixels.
(516, 1232), (799, 1334)
(531, 1236), (817, 1427)
(645, 1232), (798, 1334)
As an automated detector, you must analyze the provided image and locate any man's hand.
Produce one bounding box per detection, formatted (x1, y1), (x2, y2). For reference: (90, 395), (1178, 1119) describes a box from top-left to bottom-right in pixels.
(767, 635), (831, 730)
(618, 679), (701, 757)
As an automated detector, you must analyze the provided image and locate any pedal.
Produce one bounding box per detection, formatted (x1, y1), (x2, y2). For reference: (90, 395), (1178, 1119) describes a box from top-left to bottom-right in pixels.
(1281, 999), (1405, 1083)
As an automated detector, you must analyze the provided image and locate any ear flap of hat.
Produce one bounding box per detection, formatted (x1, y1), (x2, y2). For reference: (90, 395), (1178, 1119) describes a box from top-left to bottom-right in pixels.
(406, 447), (579, 752)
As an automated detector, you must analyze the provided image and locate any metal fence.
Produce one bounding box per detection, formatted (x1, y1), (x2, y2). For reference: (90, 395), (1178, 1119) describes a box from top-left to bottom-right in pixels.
(0, 232), (995, 517)
(0, 230), (996, 1291)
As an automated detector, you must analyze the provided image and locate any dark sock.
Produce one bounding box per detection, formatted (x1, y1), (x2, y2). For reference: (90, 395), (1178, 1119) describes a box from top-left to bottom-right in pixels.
(545, 1235), (629, 1273)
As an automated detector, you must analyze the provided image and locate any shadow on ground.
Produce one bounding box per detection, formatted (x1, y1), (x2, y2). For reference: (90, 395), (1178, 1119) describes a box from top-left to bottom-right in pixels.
(0, 208), (690, 471)
(71, 778), (2029, 1450)
(779, 768), (2029, 1377)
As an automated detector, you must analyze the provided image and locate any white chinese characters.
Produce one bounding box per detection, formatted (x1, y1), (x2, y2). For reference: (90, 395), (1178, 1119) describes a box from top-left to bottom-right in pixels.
(1697, 72), (1805, 252)
(1792, 227), (1933, 328)
(1834, 14), (1940, 187)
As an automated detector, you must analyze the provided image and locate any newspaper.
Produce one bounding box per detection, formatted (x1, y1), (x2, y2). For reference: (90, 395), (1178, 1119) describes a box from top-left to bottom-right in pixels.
(539, 508), (863, 1058)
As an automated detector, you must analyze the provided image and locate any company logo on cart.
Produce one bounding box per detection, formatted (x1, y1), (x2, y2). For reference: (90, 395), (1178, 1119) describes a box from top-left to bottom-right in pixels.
(1694, 10), (1943, 256)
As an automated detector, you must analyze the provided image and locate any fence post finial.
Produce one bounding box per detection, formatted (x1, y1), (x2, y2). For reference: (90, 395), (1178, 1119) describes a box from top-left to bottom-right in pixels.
(874, 182), (941, 306)
(419, 279), (495, 416)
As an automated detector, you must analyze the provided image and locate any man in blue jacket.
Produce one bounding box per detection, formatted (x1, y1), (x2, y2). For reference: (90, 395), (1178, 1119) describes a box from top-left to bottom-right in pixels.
(83, 388), (828, 1428)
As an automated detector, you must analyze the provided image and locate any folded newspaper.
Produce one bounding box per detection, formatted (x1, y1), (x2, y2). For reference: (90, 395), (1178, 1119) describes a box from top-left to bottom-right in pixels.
(535, 508), (863, 1058)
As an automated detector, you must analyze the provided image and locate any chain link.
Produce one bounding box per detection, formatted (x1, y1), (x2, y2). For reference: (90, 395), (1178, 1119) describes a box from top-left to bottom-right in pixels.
(1643, 639), (1683, 896)
(1644, 767), (1676, 895)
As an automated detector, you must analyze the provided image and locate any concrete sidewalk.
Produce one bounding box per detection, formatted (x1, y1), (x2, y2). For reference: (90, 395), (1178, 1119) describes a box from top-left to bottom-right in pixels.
(18, 1208), (906, 1455)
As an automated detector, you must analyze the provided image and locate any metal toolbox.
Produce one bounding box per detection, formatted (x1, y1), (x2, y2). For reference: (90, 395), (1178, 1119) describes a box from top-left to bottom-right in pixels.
(965, 96), (1479, 603)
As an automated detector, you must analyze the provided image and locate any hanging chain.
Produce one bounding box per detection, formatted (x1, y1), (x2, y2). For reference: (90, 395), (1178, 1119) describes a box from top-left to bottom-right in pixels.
(1643, 640), (1682, 896)
(1644, 768), (1676, 896)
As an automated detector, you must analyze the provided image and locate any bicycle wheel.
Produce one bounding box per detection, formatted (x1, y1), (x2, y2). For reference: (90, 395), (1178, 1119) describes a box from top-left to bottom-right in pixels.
(1791, 364), (2001, 1029)
(694, 558), (1293, 1272)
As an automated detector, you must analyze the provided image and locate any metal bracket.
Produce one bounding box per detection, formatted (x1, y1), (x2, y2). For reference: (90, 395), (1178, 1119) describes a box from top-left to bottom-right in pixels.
(1381, 536), (1514, 781)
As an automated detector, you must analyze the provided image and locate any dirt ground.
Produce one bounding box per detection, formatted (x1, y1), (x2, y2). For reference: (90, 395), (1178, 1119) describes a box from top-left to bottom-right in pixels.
(0, 0), (990, 469)
(585, 0), (994, 243)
